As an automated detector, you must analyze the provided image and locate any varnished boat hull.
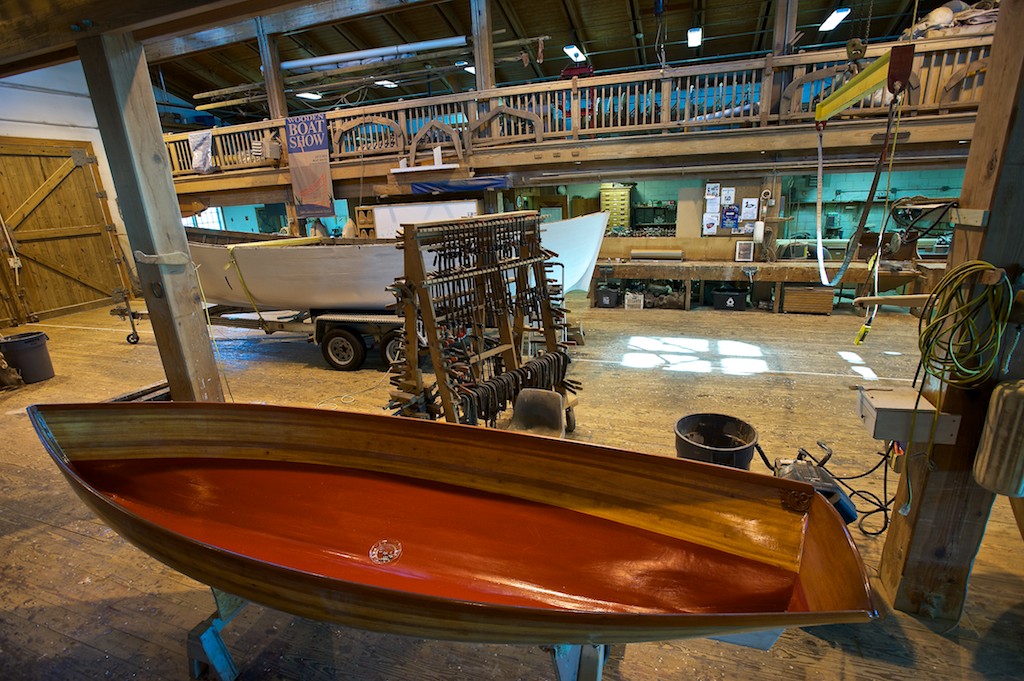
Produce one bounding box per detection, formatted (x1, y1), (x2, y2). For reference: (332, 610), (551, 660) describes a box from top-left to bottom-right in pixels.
(29, 402), (876, 644)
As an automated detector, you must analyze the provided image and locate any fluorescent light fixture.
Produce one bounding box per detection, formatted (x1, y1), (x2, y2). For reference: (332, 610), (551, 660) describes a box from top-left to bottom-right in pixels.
(563, 44), (587, 63)
(295, 91), (322, 100)
(687, 27), (703, 48)
(819, 8), (851, 32)
(463, 65), (476, 74)
(374, 80), (398, 88)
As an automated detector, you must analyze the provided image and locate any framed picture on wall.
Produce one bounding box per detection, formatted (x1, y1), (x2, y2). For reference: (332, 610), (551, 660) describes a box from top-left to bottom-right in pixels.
(735, 240), (755, 262)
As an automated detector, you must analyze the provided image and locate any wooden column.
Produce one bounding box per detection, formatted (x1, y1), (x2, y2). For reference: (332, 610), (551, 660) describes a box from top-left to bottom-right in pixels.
(77, 33), (224, 402)
(255, 16), (289, 120)
(878, 0), (1024, 620)
(771, 0), (798, 56)
(471, 0), (495, 92)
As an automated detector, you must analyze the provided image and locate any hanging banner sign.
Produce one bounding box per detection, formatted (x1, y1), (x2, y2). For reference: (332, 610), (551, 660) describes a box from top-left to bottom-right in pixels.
(285, 113), (335, 218)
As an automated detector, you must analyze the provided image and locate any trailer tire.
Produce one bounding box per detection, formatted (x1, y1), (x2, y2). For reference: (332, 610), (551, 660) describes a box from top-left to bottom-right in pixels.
(380, 329), (404, 366)
(321, 327), (366, 371)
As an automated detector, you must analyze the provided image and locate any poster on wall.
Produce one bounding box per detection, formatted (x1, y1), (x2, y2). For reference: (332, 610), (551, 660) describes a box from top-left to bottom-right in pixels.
(705, 182), (721, 199)
(721, 187), (736, 204)
(702, 212), (720, 236)
(722, 204), (740, 232)
(741, 198), (759, 221)
(285, 113), (335, 218)
(705, 196), (721, 214)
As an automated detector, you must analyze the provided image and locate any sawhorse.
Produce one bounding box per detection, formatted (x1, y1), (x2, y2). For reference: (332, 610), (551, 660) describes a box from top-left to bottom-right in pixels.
(187, 589), (247, 681)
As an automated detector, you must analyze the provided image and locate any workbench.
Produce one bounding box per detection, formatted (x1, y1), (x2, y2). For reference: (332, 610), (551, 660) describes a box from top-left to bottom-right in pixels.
(592, 260), (923, 312)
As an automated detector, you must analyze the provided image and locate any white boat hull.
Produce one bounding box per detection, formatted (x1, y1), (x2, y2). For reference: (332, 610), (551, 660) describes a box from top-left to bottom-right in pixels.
(188, 239), (401, 311)
(541, 211), (609, 292)
(186, 212), (607, 310)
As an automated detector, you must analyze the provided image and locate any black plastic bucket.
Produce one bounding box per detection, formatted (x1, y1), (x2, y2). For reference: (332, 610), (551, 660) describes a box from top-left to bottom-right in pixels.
(674, 413), (758, 470)
(0, 332), (54, 384)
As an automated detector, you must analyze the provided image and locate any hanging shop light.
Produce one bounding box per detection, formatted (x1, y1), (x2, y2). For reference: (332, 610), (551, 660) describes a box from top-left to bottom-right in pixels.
(562, 44), (587, 63)
(819, 8), (852, 32)
(687, 27), (703, 48)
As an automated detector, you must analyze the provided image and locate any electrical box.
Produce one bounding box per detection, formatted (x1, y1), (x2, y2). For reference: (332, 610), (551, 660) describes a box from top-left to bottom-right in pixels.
(856, 386), (961, 444)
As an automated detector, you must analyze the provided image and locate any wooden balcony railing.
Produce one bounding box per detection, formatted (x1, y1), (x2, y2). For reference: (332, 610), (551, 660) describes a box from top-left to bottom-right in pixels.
(164, 35), (991, 177)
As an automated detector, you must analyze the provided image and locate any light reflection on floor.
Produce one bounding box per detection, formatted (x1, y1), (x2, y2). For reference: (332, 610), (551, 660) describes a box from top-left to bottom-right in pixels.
(619, 337), (881, 380)
(621, 337), (767, 375)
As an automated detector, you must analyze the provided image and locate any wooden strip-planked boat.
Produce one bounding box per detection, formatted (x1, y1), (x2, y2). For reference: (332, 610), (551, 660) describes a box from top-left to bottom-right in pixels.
(28, 402), (876, 644)
(184, 212), (608, 311)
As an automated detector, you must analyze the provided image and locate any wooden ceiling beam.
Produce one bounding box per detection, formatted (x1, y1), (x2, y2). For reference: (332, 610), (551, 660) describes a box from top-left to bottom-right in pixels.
(143, 0), (442, 63)
(435, 2), (468, 36)
(751, 0), (771, 53)
(559, 0), (591, 63)
(379, 11), (457, 95)
(692, 0), (705, 59)
(884, 0), (919, 39)
(494, 0), (544, 79)
(628, 0), (647, 66)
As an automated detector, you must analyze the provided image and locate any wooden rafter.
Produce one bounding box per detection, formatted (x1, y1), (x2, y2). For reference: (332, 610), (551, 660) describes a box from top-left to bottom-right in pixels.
(142, 0), (443, 63)
(628, 0), (647, 66)
(494, 0), (544, 80)
(560, 0), (590, 63)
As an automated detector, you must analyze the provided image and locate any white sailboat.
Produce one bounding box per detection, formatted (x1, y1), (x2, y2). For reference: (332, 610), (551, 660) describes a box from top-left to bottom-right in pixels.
(186, 212), (608, 311)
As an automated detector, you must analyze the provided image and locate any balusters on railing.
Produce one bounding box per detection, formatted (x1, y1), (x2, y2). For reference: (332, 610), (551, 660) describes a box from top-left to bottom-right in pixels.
(163, 36), (990, 176)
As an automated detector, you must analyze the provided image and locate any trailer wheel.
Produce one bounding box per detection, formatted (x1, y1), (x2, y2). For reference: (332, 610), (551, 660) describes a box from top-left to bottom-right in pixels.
(380, 329), (404, 366)
(321, 327), (366, 371)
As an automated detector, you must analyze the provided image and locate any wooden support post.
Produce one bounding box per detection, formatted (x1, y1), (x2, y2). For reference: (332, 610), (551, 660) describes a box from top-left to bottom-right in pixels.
(878, 0), (1024, 620)
(255, 16), (289, 121)
(471, 0), (495, 92)
(767, 0), (798, 118)
(77, 33), (223, 402)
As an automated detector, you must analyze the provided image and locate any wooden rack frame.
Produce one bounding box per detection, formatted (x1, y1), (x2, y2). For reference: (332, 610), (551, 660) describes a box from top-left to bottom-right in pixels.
(388, 211), (575, 427)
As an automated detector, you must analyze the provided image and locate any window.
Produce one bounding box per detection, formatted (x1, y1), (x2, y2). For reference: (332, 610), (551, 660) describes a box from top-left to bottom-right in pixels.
(182, 207), (224, 230)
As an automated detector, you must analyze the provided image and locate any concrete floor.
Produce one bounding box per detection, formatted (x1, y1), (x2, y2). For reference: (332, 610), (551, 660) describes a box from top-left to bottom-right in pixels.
(0, 293), (1021, 679)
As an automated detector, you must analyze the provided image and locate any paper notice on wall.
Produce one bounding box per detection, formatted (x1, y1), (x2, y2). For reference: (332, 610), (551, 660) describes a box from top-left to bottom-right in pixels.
(741, 198), (759, 221)
(286, 113), (335, 218)
(721, 187), (736, 204)
(705, 196), (721, 214)
(705, 182), (721, 199)
(702, 212), (720, 236)
(188, 130), (214, 174)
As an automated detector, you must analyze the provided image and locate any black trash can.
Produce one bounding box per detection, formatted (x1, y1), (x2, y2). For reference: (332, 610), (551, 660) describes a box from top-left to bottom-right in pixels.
(674, 413), (758, 470)
(0, 332), (55, 384)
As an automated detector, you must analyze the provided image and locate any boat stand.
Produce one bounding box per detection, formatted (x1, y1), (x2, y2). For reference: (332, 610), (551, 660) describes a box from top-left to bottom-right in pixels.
(549, 643), (610, 681)
(187, 589), (611, 681)
(187, 589), (247, 681)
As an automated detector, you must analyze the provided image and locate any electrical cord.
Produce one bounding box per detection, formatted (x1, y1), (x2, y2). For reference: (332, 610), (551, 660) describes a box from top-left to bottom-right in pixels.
(756, 440), (897, 536)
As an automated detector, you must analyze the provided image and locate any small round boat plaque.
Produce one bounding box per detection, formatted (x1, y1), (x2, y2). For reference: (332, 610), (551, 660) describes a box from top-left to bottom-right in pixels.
(369, 539), (403, 565)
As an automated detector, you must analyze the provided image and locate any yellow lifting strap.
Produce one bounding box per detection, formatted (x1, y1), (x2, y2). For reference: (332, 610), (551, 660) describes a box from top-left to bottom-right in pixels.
(815, 51), (892, 123)
(223, 236), (324, 325)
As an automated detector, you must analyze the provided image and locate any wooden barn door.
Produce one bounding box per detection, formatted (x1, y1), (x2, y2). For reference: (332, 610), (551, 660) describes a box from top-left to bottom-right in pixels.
(0, 137), (128, 326)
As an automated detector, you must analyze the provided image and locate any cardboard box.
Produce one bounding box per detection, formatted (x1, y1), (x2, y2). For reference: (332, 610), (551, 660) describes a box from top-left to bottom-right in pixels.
(624, 292), (644, 310)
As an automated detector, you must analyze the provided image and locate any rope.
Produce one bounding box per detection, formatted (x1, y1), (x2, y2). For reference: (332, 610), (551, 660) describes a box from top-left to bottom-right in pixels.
(193, 262), (236, 403)
(815, 94), (902, 288)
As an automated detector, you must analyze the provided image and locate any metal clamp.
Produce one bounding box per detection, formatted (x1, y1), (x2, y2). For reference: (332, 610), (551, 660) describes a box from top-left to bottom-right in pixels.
(133, 250), (190, 266)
